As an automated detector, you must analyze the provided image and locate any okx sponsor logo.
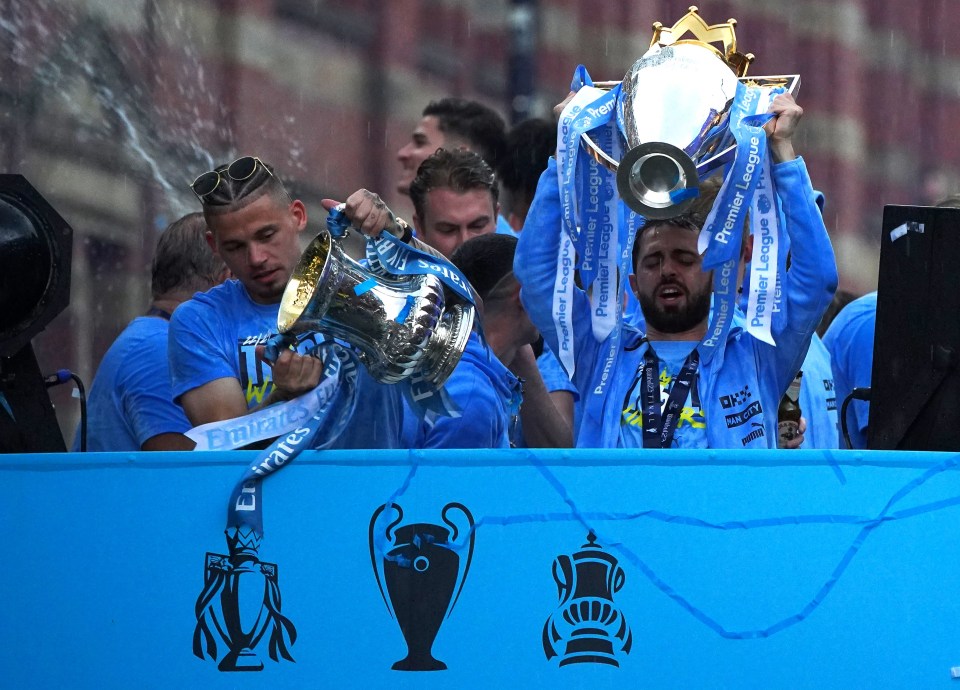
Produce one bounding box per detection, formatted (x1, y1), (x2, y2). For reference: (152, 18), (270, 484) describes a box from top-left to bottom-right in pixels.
(719, 385), (752, 409)
(724, 400), (763, 428)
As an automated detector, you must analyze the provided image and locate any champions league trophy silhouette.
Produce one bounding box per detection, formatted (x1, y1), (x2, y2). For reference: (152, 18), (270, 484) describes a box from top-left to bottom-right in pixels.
(193, 526), (297, 672)
(369, 502), (475, 671)
(543, 533), (632, 667)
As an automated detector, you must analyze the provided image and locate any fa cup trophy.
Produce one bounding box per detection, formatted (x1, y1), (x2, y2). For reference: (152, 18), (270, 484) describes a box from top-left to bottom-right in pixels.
(277, 225), (473, 388)
(543, 533), (632, 667)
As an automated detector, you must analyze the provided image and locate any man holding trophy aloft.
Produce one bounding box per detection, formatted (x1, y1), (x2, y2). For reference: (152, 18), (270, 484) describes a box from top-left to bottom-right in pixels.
(514, 7), (837, 449)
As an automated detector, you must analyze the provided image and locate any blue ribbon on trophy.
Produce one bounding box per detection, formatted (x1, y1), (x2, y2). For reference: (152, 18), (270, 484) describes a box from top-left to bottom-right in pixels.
(193, 341), (359, 672)
(744, 158), (787, 345)
(697, 83), (782, 366)
(554, 66), (622, 378)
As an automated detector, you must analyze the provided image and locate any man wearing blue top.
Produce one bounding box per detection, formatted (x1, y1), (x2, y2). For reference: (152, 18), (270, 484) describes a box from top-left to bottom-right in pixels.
(333, 150), (573, 448)
(515, 92), (837, 449)
(402, 234), (530, 448)
(169, 156), (404, 449)
(76, 213), (227, 451)
(822, 291), (876, 449)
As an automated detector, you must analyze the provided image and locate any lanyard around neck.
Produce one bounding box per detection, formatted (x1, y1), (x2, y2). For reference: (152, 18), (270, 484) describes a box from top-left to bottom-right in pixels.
(638, 344), (700, 449)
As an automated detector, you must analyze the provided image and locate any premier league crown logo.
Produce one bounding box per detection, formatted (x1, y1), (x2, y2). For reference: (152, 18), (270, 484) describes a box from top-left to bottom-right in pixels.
(192, 526), (297, 672)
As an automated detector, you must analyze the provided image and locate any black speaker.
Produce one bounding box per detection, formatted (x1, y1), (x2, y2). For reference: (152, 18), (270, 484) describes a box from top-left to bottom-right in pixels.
(0, 175), (73, 453)
(869, 204), (960, 450)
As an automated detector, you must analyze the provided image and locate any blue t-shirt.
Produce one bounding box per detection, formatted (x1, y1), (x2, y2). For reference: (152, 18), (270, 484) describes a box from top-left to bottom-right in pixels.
(168, 279), (403, 449)
(403, 331), (521, 449)
(822, 292), (877, 449)
(620, 340), (707, 449)
(537, 347), (577, 396)
(73, 316), (190, 452)
(496, 214), (519, 238)
(798, 334), (839, 449)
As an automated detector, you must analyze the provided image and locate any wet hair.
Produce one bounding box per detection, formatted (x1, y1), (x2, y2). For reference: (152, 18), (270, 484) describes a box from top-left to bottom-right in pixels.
(423, 98), (507, 171)
(197, 158), (292, 220)
(151, 212), (225, 299)
(451, 233), (518, 303)
(409, 148), (500, 222)
(497, 118), (556, 217)
(631, 173), (725, 269)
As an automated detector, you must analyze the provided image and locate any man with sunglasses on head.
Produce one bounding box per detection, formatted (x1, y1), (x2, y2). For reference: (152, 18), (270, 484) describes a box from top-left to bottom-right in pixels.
(168, 156), (403, 449)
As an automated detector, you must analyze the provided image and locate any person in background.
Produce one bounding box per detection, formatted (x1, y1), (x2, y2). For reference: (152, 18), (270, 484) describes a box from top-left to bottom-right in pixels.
(169, 156), (404, 449)
(76, 213), (227, 451)
(496, 116), (579, 440)
(401, 234), (531, 448)
(497, 117), (556, 234)
(397, 97), (516, 237)
(822, 291), (876, 449)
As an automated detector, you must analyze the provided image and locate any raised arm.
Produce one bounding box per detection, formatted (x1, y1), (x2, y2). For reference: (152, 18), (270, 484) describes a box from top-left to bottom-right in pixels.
(764, 94), (839, 391)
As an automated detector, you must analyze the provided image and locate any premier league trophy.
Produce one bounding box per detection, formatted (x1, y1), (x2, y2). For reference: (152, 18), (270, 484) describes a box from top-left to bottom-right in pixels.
(571, 5), (799, 219)
(369, 502), (475, 671)
(553, 5), (800, 377)
(277, 225), (473, 389)
(193, 527), (297, 672)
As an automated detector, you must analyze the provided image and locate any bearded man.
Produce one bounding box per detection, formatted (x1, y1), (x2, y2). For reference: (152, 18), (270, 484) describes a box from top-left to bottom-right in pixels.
(514, 93), (837, 448)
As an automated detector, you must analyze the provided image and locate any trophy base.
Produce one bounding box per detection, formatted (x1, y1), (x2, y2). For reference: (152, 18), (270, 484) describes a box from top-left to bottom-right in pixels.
(391, 653), (447, 672)
(218, 648), (264, 672)
(422, 304), (475, 389)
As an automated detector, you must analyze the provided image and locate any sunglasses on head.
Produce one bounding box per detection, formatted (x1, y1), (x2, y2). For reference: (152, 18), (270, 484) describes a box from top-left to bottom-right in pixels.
(191, 156), (273, 200)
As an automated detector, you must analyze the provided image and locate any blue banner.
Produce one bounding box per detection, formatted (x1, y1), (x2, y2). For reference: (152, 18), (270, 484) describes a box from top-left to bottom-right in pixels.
(4, 448), (960, 688)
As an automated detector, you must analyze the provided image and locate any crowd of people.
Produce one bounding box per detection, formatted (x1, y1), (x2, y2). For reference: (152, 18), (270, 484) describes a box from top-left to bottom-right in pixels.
(76, 91), (889, 453)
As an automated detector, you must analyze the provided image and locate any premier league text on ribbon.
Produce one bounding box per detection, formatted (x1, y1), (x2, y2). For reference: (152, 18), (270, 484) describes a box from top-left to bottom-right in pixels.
(554, 237), (574, 355)
(713, 134), (762, 247)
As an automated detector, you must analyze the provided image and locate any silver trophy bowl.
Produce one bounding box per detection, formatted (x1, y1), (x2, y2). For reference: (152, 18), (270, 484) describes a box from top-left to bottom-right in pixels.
(277, 228), (474, 388)
(581, 6), (798, 219)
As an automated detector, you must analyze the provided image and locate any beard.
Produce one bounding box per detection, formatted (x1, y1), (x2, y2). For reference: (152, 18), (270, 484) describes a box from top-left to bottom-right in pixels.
(637, 280), (712, 334)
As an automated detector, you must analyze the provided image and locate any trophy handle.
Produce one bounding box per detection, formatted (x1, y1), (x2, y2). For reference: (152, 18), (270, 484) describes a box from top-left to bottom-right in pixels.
(368, 502), (404, 618)
(440, 502), (475, 615)
(610, 562), (626, 595)
(581, 132), (621, 174)
(552, 554), (576, 605)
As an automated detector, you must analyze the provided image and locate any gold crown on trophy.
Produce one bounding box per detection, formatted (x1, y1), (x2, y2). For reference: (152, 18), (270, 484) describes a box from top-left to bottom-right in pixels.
(650, 5), (754, 77)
